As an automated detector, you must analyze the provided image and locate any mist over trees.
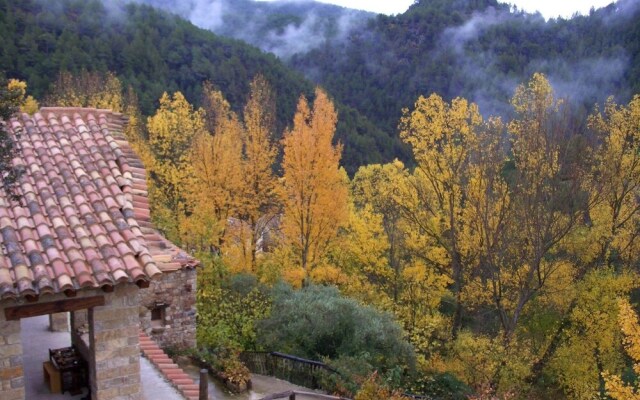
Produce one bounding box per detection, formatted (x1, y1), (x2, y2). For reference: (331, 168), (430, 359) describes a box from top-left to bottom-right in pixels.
(3, 0), (640, 399)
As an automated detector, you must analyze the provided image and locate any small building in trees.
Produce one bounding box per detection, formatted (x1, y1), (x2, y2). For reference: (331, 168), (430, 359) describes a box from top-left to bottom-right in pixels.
(0, 108), (198, 400)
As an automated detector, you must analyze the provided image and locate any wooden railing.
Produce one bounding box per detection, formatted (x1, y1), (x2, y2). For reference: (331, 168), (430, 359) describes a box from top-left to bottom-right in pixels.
(241, 352), (338, 389)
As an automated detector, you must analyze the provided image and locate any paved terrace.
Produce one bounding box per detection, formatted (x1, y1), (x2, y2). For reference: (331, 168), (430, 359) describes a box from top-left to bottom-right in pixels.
(21, 315), (183, 400)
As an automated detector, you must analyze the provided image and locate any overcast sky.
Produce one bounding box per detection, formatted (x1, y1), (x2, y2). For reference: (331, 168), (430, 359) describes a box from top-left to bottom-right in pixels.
(259, 0), (616, 19)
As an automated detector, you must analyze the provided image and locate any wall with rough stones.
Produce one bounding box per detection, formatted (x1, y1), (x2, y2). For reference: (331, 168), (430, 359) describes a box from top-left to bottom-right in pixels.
(88, 284), (141, 400)
(49, 312), (69, 332)
(0, 309), (24, 400)
(0, 285), (142, 400)
(139, 268), (197, 350)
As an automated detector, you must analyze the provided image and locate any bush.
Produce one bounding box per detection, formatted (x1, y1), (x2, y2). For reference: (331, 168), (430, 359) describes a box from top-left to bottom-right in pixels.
(197, 264), (271, 351)
(257, 284), (416, 388)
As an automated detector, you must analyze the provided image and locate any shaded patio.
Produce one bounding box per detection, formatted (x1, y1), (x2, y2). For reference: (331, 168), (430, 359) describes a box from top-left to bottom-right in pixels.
(20, 315), (183, 400)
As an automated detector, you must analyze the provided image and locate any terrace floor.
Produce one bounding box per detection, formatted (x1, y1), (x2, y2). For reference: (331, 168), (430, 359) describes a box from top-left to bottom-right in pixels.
(20, 315), (183, 400)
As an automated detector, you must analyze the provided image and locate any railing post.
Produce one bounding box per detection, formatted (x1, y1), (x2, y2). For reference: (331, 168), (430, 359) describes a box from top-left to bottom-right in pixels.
(199, 369), (208, 400)
(289, 392), (296, 400)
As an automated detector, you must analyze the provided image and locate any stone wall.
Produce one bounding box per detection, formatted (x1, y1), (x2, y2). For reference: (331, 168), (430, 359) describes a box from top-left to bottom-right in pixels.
(0, 310), (24, 400)
(49, 312), (69, 332)
(0, 285), (143, 400)
(89, 284), (141, 400)
(139, 268), (197, 350)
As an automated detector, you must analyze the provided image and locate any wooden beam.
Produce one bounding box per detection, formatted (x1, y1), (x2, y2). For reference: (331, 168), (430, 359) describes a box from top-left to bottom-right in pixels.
(4, 295), (105, 321)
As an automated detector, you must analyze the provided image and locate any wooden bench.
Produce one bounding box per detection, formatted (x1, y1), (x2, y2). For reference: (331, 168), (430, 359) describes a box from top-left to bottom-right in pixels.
(43, 360), (62, 394)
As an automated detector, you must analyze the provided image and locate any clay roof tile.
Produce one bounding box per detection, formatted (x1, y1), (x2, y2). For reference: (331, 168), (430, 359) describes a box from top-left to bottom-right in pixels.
(2, 108), (197, 300)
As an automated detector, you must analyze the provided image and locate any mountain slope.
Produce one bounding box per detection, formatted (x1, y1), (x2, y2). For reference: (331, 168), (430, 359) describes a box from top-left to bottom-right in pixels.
(131, 0), (375, 59)
(290, 0), (640, 133)
(138, 0), (640, 137)
(0, 0), (401, 173)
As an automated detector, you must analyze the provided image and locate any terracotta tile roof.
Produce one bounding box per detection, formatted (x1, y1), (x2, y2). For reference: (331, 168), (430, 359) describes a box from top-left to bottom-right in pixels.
(0, 108), (198, 301)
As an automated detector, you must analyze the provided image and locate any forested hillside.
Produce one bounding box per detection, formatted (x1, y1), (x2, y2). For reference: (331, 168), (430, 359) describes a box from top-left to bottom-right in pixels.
(291, 0), (640, 134)
(130, 0), (374, 60)
(3, 1), (640, 399)
(0, 0), (401, 173)
(140, 0), (640, 136)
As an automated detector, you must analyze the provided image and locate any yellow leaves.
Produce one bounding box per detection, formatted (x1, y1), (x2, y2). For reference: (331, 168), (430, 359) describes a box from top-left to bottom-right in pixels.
(7, 79), (38, 115)
(510, 72), (556, 116)
(547, 269), (637, 399)
(587, 95), (640, 267)
(188, 85), (243, 249)
(310, 265), (349, 286)
(603, 372), (640, 400)
(618, 299), (640, 372)
(509, 74), (563, 199)
(148, 91), (204, 165)
(281, 87), (348, 280)
(447, 331), (532, 394)
(46, 71), (124, 112)
(400, 94), (481, 167)
(146, 91), (205, 243)
(238, 75), (279, 227)
(602, 299), (640, 400)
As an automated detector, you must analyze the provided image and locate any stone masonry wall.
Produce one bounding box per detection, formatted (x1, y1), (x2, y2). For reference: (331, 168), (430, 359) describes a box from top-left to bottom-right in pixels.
(139, 268), (197, 350)
(89, 284), (141, 400)
(0, 308), (24, 400)
(49, 312), (69, 332)
(0, 285), (142, 400)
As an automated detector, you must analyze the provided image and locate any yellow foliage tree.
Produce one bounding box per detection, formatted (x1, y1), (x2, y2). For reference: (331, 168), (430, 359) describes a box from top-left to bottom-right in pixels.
(7, 79), (38, 115)
(45, 70), (124, 112)
(350, 160), (451, 353)
(184, 84), (244, 253)
(281, 88), (348, 285)
(587, 95), (640, 268)
(146, 91), (205, 243)
(603, 299), (640, 400)
(232, 75), (280, 271)
(548, 268), (635, 399)
(398, 93), (482, 337)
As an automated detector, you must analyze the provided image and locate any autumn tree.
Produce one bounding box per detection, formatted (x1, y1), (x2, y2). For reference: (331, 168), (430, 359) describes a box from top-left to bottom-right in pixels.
(0, 75), (25, 197)
(398, 93), (482, 338)
(281, 88), (348, 285)
(232, 75), (280, 271)
(147, 91), (205, 243)
(45, 70), (124, 112)
(7, 79), (38, 115)
(349, 161), (451, 354)
(185, 83), (244, 252)
(603, 299), (640, 400)
(587, 95), (640, 268)
(474, 74), (587, 342)
(351, 161), (409, 303)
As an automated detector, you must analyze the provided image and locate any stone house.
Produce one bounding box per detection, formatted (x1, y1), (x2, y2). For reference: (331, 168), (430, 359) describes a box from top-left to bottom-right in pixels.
(0, 108), (198, 400)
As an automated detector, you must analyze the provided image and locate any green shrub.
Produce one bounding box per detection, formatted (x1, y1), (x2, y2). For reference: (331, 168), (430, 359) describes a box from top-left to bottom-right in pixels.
(257, 284), (416, 387)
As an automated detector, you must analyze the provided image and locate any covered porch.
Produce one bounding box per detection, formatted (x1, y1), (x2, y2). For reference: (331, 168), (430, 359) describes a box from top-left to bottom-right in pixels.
(20, 314), (183, 400)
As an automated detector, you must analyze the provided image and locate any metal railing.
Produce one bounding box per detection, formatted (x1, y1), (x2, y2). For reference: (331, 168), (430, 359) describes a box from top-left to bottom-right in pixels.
(259, 390), (350, 400)
(241, 351), (338, 389)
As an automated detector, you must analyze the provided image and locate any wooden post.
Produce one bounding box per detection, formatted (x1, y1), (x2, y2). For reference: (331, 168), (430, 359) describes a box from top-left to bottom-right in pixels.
(199, 369), (208, 400)
(289, 393), (296, 400)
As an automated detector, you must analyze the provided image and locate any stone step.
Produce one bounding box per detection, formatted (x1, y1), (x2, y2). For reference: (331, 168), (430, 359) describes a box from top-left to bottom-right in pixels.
(143, 349), (164, 356)
(183, 389), (200, 398)
(166, 373), (191, 380)
(139, 329), (202, 400)
(156, 363), (179, 369)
